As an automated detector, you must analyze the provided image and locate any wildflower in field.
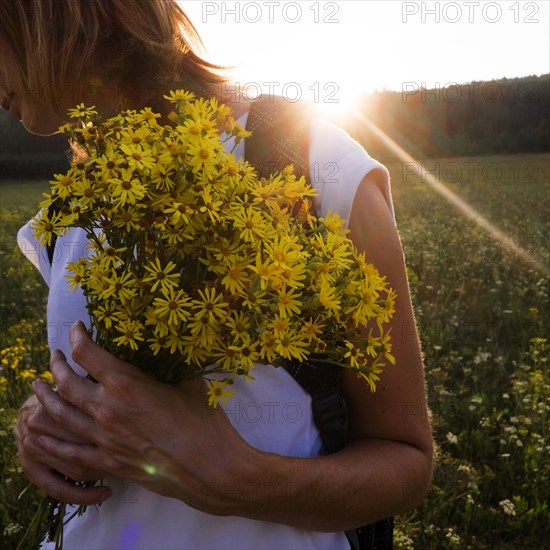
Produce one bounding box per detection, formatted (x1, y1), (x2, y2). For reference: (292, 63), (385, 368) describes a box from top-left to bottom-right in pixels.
(499, 499), (516, 517)
(446, 432), (458, 445)
(445, 528), (461, 546)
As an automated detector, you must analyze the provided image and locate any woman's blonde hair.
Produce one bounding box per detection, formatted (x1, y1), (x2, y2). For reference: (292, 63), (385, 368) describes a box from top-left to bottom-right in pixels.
(0, 0), (228, 110)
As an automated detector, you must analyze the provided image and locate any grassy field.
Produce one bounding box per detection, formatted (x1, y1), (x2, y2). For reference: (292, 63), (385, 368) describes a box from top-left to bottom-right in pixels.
(1, 154), (548, 548)
(388, 153), (549, 548)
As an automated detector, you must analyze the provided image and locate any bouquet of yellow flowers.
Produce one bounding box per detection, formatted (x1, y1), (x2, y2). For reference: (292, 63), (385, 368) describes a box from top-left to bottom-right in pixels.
(32, 90), (396, 407)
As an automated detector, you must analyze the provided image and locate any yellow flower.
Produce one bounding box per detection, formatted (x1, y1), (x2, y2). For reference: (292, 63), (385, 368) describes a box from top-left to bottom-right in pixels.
(113, 320), (145, 351)
(65, 271), (85, 292)
(110, 171), (146, 205)
(211, 342), (240, 372)
(91, 270), (136, 303)
(275, 329), (309, 361)
(31, 211), (68, 247)
(147, 334), (170, 356)
(319, 283), (341, 313)
(251, 179), (280, 210)
(153, 288), (192, 326)
(357, 357), (384, 392)
(113, 207), (142, 232)
(280, 173), (310, 202)
(93, 245), (127, 271)
(313, 259), (335, 286)
(120, 126), (153, 147)
(164, 202), (191, 227)
(120, 143), (157, 171)
(231, 206), (268, 243)
(143, 257), (180, 294)
(199, 188), (224, 223)
(228, 340), (259, 372)
(300, 317), (325, 341)
(150, 165), (176, 192)
(18, 368), (38, 381)
(187, 315), (218, 349)
(192, 287), (229, 322)
(379, 329), (396, 366)
(294, 198), (316, 227)
(144, 306), (170, 337)
(350, 282), (380, 324)
(279, 262), (307, 289)
(266, 236), (302, 267)
(365, 329), (381, 358)
(259, 331), (277, 363)
(50, 172), (77, 199)
(186, 136), (220, 175)
(67, 103), (98, 119)
(222, 262), (250, 295)
(138, 107), (162, 124)
(377, 287), (396, 326)
(276, 286), (302, 319)
(206, 379), (234, 408)
(248, 252), (281, 290)
(344, 341), (365, 369)
(270, 315), (290, 338)
(225, 311), (251, 342)
(164, 89), (196, 103)
(93, 304), (121, 330)
(182, 337), (212, 366)
(240, 288), (269, 312)
(215, 102), (232, 124)
(211, 239), (244, 268)
(40, 371), (55, 385)
(323, 211), (347, 233)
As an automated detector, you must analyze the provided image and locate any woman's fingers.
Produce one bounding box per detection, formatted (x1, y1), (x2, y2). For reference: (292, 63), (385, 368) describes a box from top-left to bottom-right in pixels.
(68, 322), (143, 387)
(32, 379), (98, 441)
(36, 434), (109, 480)
(15, 386), (110, 490)
(15, 426), (110, 503)
(25, 433), (107, 482)
(34, 465), (111, 505)
(26, 397), (93, 445)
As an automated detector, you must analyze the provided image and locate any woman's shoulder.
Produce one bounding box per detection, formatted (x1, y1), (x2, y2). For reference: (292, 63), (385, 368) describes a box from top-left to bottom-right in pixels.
(307, 116), (394, 227)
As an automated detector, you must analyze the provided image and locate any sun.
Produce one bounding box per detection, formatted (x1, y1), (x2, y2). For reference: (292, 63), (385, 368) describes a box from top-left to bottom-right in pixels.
(221, 41), (366, 122)
(182, 2), (367, 119)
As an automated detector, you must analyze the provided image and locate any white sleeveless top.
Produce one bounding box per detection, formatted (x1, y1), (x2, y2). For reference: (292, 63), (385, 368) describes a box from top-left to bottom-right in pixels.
(18, 114), (392, 550)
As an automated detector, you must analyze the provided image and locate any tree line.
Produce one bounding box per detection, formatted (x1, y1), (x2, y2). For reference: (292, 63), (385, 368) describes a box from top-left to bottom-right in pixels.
(0, 74), (548, 180)
(351, 74), (549, 162)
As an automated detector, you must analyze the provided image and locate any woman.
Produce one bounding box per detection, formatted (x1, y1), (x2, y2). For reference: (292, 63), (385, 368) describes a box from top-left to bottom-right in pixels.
(3, 1), (433, 548)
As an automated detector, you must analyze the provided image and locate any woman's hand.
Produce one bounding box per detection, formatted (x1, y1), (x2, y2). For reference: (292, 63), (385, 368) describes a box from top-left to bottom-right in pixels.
(14, 393), (112, 505)
(31, 321), (260, 510)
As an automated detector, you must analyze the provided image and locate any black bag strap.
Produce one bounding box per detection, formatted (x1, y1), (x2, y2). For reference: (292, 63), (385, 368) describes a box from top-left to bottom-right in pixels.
(245, 95), (313, 183)
(46, 202), (60, 265)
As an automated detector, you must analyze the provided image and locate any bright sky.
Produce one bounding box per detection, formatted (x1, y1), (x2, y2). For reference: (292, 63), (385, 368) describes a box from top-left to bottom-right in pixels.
(182, 0), (550, 109)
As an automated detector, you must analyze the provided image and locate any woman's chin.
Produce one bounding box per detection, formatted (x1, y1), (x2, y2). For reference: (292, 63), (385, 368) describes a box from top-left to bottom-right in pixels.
(21, 115), (62, 136)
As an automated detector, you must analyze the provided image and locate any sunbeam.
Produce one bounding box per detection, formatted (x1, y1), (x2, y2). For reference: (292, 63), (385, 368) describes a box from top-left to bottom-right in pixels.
(360, 115), (549, 276)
